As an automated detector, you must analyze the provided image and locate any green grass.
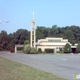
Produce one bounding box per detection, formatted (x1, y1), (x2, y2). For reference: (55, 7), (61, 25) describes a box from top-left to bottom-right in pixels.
(0, 57), (68, 80)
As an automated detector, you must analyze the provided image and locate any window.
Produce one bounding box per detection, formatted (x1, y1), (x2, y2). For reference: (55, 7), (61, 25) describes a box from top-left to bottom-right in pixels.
(48, 39), (61, 42)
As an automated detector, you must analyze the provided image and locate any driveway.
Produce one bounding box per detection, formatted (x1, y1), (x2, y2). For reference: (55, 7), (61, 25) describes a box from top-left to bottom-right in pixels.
(0, 53), (80, 80)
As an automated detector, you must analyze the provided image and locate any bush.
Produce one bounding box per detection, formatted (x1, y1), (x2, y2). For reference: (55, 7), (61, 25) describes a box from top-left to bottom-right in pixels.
(23, 44), (38, 54)
(10, 47), (15, 53)
(76, 43), (80, 53)
(26, 47), (31, 54)
(64, 43), (72, 53)
(30, 47), (38, 54)
(45, 49), (54, 53)
(23, 44), (31, 54)
(23, 40), (30, 53)
(38, 48), (42, 53)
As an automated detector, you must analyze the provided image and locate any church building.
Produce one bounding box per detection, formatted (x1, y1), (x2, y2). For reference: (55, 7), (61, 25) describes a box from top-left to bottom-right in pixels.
(36, 37), (72, 52)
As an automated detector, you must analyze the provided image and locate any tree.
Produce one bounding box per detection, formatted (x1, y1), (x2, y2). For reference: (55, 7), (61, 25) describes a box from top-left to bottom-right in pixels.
(63, 26), (74, 41)
(64, 43), (72, 53)
(0, 30), (8, 51)
(36, 26), (47, 40)
(24, 40), (29, 45)
(50, 25), (58, 37)
(1, 25), (80, 51)
(15, 29), (29, 44)
(76, 43), (80, 53)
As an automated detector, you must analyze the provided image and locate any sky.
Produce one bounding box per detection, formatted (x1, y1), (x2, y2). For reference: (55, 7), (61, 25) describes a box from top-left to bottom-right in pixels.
(0, 0), (80, 34)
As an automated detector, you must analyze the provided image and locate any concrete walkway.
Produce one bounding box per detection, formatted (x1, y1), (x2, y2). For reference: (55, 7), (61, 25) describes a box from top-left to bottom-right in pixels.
(0, 53), (80, 80)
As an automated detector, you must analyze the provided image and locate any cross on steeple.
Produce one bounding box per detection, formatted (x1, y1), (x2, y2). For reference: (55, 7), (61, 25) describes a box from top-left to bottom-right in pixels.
(31, 11), (36, 20)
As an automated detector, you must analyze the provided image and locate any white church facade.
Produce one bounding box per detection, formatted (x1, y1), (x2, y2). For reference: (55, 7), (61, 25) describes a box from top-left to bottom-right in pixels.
(36, 37), (72, 52)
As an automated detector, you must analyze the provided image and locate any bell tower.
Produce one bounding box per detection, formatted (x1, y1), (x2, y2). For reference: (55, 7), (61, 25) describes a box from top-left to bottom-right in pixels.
(30, 11), (36, 48)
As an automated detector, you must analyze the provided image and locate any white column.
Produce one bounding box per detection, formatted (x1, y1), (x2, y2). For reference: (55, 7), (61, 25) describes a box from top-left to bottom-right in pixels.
(54, 47), (57, 54)
(34, 22), (36, 48)
(30, 21), (32, 47)
(15, 47), (17, 54)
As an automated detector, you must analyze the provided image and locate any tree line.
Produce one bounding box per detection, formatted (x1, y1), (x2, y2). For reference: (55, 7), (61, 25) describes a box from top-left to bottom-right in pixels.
(0, 25), (80, 51)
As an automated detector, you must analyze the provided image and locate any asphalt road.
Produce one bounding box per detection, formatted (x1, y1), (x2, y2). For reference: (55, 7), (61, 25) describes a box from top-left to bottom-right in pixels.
(0, 53), (80, 80)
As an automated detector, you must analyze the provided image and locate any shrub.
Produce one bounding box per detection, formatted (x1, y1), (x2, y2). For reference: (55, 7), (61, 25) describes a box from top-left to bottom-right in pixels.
(26, 46), (31, 54)
(64, 43), (72, 53)
(10, 47), (15, 53)
(23, 40), (30, 53)
(23, 44), (31, 54)
(30, 47), (38, 54)
(23, 44), (38, 54)
(76, 43), (80, 53)
(38, 48), (42, 53)
(45, 49), (54, 53)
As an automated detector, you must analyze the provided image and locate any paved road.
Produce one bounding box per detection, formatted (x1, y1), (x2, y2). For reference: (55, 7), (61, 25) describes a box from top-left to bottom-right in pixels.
(0, 53), (80, 80)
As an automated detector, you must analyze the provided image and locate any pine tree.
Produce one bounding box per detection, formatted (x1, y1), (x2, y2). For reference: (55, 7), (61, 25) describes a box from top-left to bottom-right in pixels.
(64, 43), (72, 53)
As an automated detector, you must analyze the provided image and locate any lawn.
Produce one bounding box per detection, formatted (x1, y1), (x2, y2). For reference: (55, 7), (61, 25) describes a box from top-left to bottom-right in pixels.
(0, 57), (68, 80)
